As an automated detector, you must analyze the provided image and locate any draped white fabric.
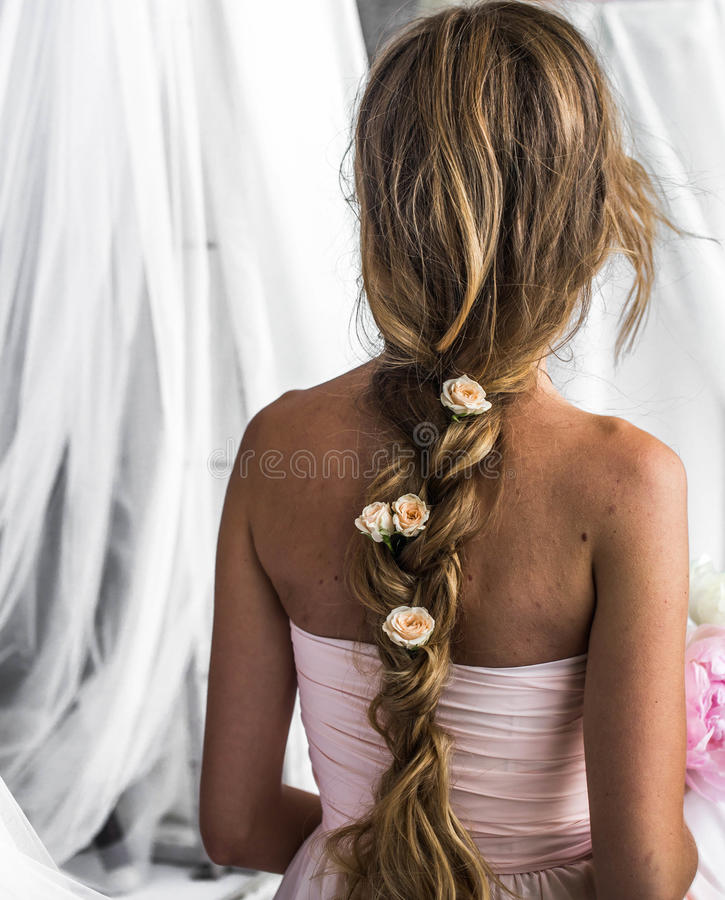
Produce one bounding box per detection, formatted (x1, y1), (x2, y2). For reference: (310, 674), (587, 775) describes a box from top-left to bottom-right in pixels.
(0, 0), (365, 893)
(0, 777), (106, 899)
(0, 0), (203, 883)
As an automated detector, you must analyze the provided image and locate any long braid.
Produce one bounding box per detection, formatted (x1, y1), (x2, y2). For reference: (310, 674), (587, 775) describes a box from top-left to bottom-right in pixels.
(318, 1), (677, 896)
(321, 359), (537, 900)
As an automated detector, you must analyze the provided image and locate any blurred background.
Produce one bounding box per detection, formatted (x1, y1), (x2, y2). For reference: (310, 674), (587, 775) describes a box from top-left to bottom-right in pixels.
(0, 0), (723, 898)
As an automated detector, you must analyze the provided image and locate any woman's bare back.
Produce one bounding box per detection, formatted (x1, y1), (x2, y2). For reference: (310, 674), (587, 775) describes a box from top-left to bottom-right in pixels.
(245, 358), (636, 668)
(204, 355), (695, 895)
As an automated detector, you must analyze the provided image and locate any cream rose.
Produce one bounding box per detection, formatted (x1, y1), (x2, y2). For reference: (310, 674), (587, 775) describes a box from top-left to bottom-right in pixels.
(354, 501), (394, 543)
(440, 375), (492, 417)
(382, 605), (436, 648)
(392, 493), (430, 537)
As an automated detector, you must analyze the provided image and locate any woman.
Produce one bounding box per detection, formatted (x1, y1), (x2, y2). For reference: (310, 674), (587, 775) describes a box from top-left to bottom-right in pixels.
(199, 2), (699, 898)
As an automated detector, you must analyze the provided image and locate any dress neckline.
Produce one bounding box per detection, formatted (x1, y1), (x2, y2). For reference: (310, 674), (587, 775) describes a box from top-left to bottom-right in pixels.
(290, 619), (588, 673)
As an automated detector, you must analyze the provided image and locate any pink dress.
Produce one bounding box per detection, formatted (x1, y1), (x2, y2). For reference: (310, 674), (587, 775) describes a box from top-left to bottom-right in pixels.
(274, 620), (596, 899)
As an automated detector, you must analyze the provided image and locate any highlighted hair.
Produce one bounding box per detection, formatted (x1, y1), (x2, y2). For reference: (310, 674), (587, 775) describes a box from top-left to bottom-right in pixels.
(321, 2), (676, 897)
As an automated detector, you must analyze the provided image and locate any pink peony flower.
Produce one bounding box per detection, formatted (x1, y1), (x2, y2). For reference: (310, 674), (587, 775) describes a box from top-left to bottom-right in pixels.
(685, 624), (725, 802)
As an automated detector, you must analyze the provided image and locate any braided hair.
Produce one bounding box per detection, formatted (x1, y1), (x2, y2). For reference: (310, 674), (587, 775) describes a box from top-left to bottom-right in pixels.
(320, 2), (674, 897)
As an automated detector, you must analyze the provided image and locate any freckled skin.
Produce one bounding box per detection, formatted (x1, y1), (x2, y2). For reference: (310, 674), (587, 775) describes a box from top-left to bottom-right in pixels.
(244, 362), (603, 667)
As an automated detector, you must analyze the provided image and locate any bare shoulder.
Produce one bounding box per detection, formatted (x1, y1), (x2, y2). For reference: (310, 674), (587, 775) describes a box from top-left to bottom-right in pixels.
(525, 391), (686, 531)
(234, 363), (378, 520)
(240, 361), (376, 455)
(582, 415), (687, 544)
(590, 414), (686, 483)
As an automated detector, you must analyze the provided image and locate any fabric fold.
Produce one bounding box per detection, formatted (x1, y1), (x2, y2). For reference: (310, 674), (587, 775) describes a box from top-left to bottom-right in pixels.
(274, 619), (595, 897)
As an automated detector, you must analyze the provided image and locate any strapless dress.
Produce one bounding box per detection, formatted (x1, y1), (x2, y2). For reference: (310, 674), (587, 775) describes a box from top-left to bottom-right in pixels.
(274, 620), (596, 899)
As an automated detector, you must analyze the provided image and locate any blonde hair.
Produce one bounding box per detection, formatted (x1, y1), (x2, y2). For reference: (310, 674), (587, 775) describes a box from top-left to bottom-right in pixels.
(321, 2), (675, 897)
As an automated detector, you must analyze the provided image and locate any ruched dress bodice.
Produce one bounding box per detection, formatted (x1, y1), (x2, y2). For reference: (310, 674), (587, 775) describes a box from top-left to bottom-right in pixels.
(274, 619), (596, 899)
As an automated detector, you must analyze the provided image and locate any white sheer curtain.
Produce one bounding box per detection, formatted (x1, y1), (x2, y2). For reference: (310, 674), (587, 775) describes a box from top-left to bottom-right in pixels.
(1, 1), (206, 887)
(0, 0), (366, 894)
